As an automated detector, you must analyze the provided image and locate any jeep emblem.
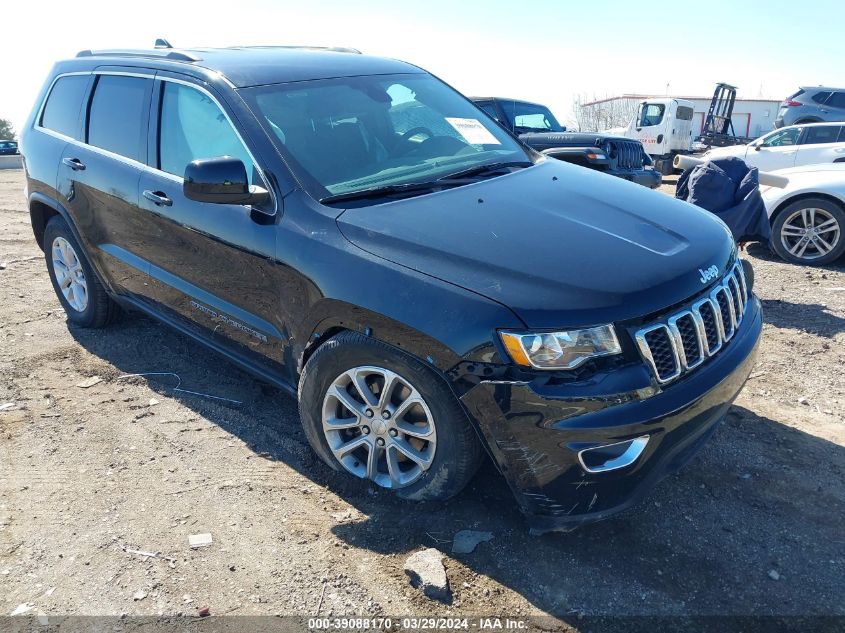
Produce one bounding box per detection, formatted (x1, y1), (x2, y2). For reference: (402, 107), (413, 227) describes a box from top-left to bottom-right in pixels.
(699, 265), (719, 284)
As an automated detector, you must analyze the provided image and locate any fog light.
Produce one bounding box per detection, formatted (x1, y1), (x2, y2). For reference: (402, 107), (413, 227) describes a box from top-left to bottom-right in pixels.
(578, 436), (649, 473)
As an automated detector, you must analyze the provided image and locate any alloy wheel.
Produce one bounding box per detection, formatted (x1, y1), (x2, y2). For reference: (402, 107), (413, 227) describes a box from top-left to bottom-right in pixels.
(779, 207), (841, 261)
(321, 365), (437, 488)
(51, 237), (88, 312)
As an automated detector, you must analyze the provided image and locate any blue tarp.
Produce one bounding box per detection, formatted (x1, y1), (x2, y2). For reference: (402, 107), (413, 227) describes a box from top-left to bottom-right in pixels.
(676, 156), (771, 244)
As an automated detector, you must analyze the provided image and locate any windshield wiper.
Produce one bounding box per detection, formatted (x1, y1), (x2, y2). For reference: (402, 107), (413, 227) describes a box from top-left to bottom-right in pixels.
(319, 180), (449, 205)
(319, 161), (534, 206)
(435, 160), (534, 182)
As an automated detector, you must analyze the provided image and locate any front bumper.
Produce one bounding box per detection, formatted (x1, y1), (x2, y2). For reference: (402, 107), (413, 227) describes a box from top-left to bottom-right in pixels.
(541, 147), (661, 189)
(608, 167), (662, 189)
(460, 296), (762, 533)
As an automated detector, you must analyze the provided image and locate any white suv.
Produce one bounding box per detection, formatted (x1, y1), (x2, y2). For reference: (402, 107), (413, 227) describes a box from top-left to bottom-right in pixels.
(705, 122), (845, 172)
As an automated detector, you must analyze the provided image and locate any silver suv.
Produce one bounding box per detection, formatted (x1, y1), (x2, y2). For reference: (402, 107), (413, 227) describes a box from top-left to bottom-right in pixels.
(775, 87), (845, 128)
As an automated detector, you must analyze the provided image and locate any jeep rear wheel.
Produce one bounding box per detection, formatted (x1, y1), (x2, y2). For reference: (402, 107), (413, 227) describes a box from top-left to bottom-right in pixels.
(298, 331), (483, 500)
(43, 216), (120, 328)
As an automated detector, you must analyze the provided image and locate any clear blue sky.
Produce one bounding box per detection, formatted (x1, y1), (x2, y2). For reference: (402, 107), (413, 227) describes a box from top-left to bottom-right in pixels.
(3, 0), (844, 134)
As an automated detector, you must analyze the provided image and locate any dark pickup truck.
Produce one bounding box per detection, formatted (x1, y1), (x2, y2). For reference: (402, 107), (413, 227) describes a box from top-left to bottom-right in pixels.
(472, 97), (661, 189)
(0, 140), (19, 155)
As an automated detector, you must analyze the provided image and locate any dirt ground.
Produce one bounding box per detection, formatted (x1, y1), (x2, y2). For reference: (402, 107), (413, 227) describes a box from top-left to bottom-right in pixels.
(1, 168), (843, 628)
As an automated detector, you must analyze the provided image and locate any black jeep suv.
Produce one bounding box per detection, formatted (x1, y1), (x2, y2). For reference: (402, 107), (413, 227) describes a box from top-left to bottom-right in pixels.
(472, 97), (661, 189)
(21, 45), (760, 532)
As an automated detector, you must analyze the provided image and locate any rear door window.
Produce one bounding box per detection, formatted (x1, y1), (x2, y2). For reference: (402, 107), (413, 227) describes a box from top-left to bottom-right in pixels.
(40, 75), (90, 139)
(676, 106), (694, 121)
(802, 126), (841, 145)
(87, 75), (152, 162)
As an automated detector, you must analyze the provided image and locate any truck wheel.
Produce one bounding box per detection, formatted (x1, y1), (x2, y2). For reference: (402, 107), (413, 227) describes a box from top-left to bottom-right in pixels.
(298, 331), (484, 500)
(771, 198), (845, 265)
(43, 216), (120, 327)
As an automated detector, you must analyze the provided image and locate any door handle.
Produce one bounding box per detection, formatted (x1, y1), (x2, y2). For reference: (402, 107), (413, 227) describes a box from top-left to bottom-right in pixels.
(62, 157), (85, 171)
(143, 189), (173, 207)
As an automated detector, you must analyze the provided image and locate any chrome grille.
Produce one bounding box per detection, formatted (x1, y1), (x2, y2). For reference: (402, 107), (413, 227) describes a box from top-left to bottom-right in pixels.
(635, 262), (750, 384)
(642, 327), (679, 382)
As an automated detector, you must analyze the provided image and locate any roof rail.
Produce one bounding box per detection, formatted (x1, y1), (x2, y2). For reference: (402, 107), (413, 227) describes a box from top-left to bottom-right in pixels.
(75, 48), (201, 62)
(228, 45), (362, 54)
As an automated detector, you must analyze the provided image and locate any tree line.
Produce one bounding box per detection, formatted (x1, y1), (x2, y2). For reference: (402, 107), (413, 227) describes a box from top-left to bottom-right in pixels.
(0, 119), (16, 140)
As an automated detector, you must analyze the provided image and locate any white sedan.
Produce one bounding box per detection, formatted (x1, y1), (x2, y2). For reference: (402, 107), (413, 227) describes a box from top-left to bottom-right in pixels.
(705, 122), (845, 172)
(760, 163), (845, 265)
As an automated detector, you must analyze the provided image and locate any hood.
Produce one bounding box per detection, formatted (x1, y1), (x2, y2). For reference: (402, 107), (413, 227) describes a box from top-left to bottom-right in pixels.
(771, 162), (845, 177)
(518, 131), (631, 150)
(337, 160), (735, 328)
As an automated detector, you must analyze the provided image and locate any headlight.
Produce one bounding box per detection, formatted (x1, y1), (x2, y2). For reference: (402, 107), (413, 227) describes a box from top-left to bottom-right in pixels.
(499, 325), (622, 370)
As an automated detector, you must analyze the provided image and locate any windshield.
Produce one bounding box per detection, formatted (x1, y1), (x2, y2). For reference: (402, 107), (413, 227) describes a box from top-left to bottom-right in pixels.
(242, 74), (531, 199)
(503, 101), (564, 133)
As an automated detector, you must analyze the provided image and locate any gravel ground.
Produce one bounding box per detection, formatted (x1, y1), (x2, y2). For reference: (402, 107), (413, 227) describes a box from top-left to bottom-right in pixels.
(1, 168), (843, 628)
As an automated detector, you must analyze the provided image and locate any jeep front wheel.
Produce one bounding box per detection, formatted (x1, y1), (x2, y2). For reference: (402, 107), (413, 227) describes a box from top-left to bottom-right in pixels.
(298, 331), (483, 500)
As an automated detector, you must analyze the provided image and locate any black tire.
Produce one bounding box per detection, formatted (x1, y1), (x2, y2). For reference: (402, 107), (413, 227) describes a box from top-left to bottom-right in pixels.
(43, 215), (120, 328)
(298, 331), (484, 501)
(770, 198), (845, 266)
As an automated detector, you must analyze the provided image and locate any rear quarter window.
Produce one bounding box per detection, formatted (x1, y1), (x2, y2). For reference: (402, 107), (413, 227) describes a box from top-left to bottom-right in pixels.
(811, 91), (832, 104)
(87, 75), (152, 162)
(40, 75), (90, 138)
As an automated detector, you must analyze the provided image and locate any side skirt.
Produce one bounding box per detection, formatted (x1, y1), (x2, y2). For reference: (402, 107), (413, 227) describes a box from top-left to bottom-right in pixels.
(112, 294), (298, 398)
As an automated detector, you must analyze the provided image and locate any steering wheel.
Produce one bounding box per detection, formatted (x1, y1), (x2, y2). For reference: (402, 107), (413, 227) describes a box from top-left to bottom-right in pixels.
(399, 127), (435, 143)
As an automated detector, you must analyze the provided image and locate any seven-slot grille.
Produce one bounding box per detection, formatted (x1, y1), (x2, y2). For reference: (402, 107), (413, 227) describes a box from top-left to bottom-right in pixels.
(634, 261), (749, 384)
(609, 140), (646, 170)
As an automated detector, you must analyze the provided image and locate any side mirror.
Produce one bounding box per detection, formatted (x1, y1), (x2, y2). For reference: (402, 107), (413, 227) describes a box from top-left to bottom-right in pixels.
(754, 144), (762, 151)
(183, 157), (270, 206)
